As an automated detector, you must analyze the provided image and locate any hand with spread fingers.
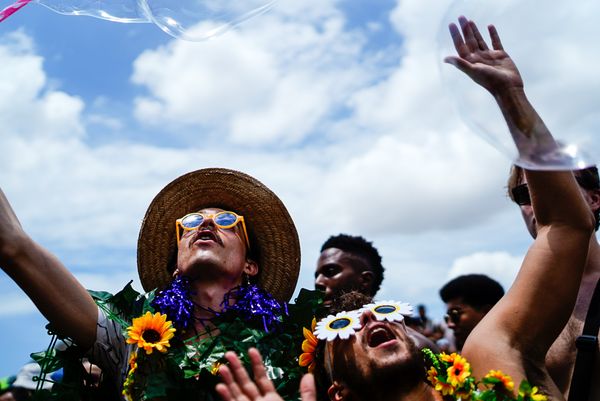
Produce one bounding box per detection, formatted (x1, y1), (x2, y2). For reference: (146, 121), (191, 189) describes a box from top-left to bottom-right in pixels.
(444, 15), (523, 95)
(216, 348), (316, 401)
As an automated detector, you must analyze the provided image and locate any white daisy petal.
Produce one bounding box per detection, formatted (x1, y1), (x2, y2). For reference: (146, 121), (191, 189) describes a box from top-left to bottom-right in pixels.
(361, 301), (413, 322)
(314, 311), (362, 342)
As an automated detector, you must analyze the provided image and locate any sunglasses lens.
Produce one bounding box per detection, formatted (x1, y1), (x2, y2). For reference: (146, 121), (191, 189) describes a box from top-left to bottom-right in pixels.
(181, 214), (204, 228)
(328, 318), (352, 330)
(511, 184), (531, 206)
(374, 305), (397, 315)
(445, 310), (461, 324)
(214, 212), (237, 227)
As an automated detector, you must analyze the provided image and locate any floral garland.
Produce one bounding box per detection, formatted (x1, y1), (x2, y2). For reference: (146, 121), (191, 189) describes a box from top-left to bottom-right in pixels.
(31, 283), (324, 401)
(422, 349), (547, 401)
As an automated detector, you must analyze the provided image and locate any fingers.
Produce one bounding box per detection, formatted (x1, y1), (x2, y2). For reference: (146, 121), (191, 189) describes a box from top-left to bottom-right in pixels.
(300, 374), (317, 401)
(218, 351), (260, 400)
(469, 20), (489, 51)
(443, 55), (473, 74)
(216, 364), (247, 401)
(248, 348), (276, 394)
(448, 22), (469, 58)
(488, 24), (504, 51)
(459, 16), (479, 53)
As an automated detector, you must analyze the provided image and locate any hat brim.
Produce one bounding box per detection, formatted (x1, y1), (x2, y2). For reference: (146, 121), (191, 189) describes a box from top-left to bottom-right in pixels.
(137, 168), (300, 302)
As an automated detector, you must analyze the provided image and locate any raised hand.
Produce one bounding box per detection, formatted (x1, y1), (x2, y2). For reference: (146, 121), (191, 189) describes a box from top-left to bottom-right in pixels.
(216, 348), (316, 401)
(444, 16), (523, 95)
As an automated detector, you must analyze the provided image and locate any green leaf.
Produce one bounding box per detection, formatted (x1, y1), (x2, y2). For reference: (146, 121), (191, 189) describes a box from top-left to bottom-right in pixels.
(31, 350), (63, 374)
(144, 372), (170, 399)
(87, 289), (113, 301)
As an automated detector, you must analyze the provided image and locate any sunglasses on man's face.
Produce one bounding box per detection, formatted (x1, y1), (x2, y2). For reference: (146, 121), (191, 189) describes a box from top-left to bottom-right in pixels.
(444, 308), (464, 325)
(511, 176), (590, 206)
(175, 211), (250, 248)
(511, 184), (531, 206)
(314, 301), (413, 342)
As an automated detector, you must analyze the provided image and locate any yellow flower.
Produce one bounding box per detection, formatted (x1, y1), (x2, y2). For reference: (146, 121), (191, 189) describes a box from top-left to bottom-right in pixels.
(519, 385), (547, 401)
(299, 318), (318, 373)
(446, 354), (471, 387)
(426, 366), (438, 385)
(434, 380), (455, 396)
(126, 311), (176, 354)
(128, 354), (138, 372)
(440, 352), (459, 363)
(485, 370), (514, 391)
(211, 362), (222, 376)
(122, 354), (138, 401)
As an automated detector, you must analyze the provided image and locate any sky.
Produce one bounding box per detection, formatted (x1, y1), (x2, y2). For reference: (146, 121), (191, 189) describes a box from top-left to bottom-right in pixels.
(1, 0), (600, 377)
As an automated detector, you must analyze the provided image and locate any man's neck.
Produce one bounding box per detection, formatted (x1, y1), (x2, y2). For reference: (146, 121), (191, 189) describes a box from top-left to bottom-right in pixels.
(185, 277), (243, 335)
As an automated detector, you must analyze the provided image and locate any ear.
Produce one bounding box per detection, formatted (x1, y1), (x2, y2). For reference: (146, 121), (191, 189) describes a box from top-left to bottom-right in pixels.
(244, 258), (259, 277)
(358, 271), (375, 293)
(327, 381), (347, 401)
(587, 189), (600, 213)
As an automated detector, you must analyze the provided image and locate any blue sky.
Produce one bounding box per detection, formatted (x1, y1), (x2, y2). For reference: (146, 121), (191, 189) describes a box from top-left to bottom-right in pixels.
(1, 0), (599, 377)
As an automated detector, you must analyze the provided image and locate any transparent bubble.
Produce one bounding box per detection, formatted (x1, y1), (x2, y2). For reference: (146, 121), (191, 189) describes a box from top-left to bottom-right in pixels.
(438, 0), (600, 170)
(1, 0), (276, 40)
(138, 0), (277, 41)
(36, 0), (149, 22)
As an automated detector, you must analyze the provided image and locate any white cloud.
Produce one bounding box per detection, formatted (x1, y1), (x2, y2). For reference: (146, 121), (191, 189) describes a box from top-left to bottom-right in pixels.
(447, 251), (522, 291)
(0, 30), (84, 141)
(131, 2), (376, 147)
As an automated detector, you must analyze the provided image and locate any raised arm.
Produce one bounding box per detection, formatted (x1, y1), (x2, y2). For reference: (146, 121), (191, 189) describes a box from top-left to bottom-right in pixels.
(0, 188), (98, 349)
(446, 17), (595, 380)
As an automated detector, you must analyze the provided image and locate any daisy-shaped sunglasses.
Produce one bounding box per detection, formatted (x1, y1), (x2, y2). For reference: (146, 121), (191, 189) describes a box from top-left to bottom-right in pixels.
(176, 211), (250, 248)
(314, 301), (413, 342)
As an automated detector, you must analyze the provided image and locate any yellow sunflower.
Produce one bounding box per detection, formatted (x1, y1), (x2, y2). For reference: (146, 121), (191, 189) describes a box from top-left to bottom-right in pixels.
(426, 366), (438, 385)
(126, 311), (176, 354)
(439, 352), (458, 363)
(434, 379), (455, 396)
(519, 385), (547, 401)
(446, 354), (471, 387)
(485, 370), (514, 391)
(299, 318), (318, 372)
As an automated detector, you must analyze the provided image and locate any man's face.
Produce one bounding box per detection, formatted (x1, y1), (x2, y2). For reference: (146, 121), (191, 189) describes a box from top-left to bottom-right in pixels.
(512, 173), (600, 239)
(444, 297), (488, 350)
(327, 310), (422, 398)
(176, 207), (256, 284)
(315, 248), (369, 305)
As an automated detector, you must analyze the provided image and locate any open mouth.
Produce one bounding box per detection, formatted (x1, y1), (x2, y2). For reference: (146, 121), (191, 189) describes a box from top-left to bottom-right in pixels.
(367, 324), (396, 348)
(194, 230), (221, 245)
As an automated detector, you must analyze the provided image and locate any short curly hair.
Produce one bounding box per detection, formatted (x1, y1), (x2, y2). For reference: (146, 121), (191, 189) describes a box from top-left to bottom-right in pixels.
(320, 234), (385, 296)
(439, 274), (504, 309)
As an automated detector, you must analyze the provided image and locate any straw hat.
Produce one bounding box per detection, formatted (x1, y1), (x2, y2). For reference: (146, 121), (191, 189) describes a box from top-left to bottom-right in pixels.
(137, 168), (300, 302)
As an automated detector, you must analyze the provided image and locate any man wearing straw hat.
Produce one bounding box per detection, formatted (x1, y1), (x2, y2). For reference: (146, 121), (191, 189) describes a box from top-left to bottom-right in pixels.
(0, 168), (303, 400)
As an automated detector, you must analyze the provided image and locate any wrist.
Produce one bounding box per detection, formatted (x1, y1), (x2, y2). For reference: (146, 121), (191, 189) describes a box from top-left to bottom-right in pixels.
(493, 85), (526, 104)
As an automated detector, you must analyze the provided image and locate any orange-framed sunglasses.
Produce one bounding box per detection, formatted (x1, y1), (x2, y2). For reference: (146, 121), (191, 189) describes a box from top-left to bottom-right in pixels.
(175, 211), (250, 248)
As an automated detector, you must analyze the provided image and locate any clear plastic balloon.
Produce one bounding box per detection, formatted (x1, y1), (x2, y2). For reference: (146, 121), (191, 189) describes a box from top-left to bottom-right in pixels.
(138, 0), (276, 41)
(0, 0), (276, 40)
(438, 0), (600, 170)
